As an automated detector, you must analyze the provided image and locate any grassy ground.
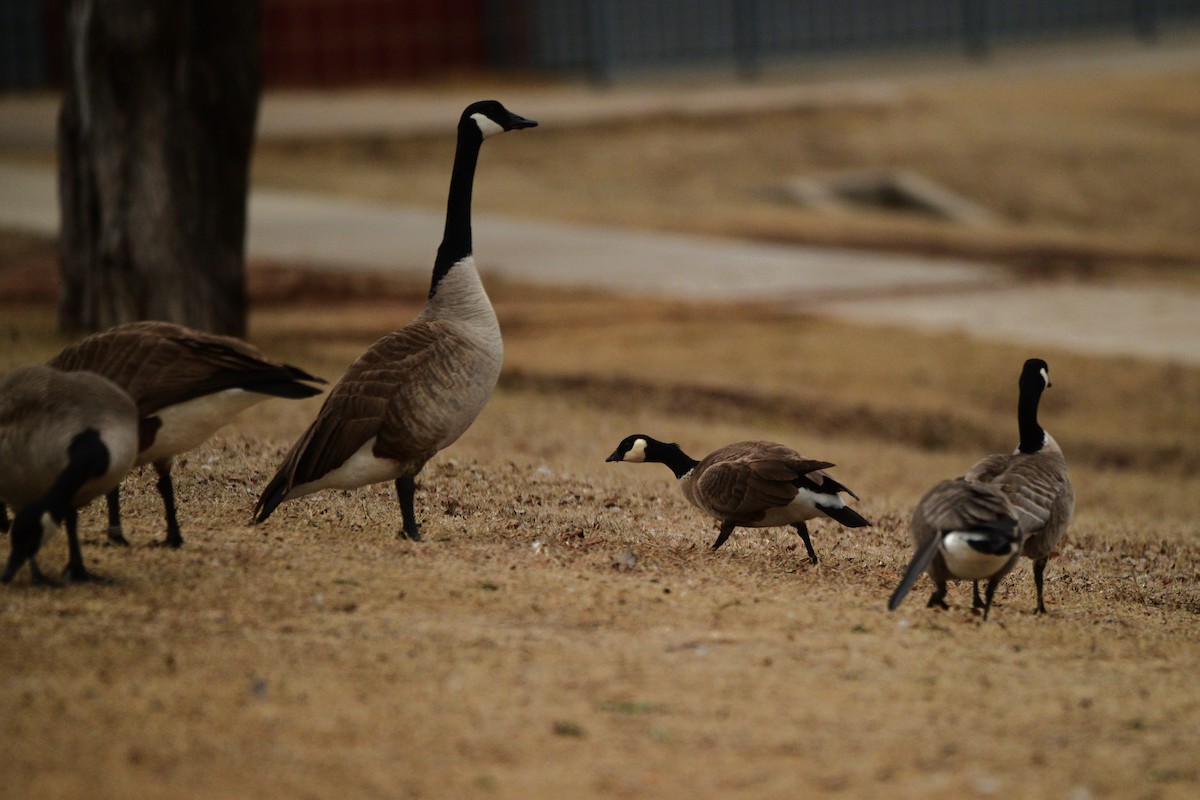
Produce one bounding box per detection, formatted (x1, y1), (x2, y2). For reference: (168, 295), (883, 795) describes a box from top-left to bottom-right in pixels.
(2, 58), (1199, 799)
(1, 288), (1198, 799)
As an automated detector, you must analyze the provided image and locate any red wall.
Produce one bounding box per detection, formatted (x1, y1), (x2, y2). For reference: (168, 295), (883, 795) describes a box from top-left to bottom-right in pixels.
(261, 0), (488, 87)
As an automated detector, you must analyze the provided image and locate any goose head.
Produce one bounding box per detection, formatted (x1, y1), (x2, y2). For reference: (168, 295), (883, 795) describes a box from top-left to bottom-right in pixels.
(1021, 358), (1051, 392)
(2, 502), (59, 583)
(606, 434), (678, 464)
(462, 100), (538, 140)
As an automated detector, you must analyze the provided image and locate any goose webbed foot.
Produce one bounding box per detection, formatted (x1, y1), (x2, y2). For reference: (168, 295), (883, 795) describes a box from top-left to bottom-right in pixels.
(926, 586), (949, 610)
(106, 526), (130, 547)
(63, 562), (111, 584)
(149, 520), (184, 548)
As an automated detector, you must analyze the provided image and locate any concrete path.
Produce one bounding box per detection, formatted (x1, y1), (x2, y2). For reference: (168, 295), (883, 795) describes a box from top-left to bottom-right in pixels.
(2, 159), (1198, 365)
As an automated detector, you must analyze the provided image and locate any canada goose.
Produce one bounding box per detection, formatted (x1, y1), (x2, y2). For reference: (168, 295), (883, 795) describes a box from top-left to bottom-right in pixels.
(253, 100), (537, 538)
(964, 358), (1074, 614)
(0, 365), (139, 583)
(887, 479), (1021, 620)
(49, 321), (325, 547)
(605, 435), (870, 562)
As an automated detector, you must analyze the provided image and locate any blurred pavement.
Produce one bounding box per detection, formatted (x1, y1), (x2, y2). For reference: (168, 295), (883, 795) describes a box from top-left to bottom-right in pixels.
(2, 39), (1200, 365)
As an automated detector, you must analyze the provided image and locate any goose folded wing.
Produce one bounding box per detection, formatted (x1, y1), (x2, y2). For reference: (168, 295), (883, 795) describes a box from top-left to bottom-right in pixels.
(993, 459), (1070, 534)
(917, 480), (1015, 533)
(696, 459), (798, 521)
(50, 321), (321, 415)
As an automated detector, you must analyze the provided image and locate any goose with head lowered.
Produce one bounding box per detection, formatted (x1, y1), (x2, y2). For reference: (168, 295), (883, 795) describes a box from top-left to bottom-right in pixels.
(47, 321), (325, 548)
(0, 365), (139, 584)
(887, 478), (1021, 621)
(606, 435), (870, 562)
(254, 100), (537, 539)
(963, 358), (1074, 614)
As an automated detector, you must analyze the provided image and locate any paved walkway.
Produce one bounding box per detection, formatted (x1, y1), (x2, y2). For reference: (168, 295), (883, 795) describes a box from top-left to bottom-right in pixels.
(2, 37), (1199, 365)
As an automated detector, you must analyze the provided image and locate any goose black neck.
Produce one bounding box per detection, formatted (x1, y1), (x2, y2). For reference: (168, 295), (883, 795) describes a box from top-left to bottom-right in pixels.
(656, 445), (700, 480)
(1017, 384), (1045, 454)
(430, 124), (484, 298)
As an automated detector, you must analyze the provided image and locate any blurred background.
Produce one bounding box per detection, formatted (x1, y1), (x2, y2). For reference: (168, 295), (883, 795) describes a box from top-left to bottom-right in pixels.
(4, 0), (1199, 89)
(1, 0), (1199, 361)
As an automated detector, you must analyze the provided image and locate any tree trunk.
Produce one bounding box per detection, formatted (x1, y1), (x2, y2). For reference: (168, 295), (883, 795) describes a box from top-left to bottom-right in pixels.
(58, 0), (261, 336)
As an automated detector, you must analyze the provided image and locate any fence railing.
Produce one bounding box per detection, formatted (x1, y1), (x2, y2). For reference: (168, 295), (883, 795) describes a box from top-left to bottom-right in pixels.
(4, 0), (1199, 91)
(509, 0), (1200, 83)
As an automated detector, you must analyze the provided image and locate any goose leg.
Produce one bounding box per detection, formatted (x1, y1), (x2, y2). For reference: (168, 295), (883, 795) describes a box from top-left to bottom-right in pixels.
(710, 520), (737, 551)
(791, 521), (819, 564)
(153, 459), (183, 548)
(105, 487), (130, 546)
(63, 507), (107, 583)
(982, 579), (999, 621)
(971, 580), (985, 611)
(0, 502), (9, 533)
(1033, 557), (1049, 614)
(396, 477), (422, 541)
(926, 582), (949, 610)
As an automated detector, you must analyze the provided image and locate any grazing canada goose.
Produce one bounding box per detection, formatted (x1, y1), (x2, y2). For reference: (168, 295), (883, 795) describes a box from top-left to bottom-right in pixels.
(605, 435), (870, 562)
(887, 479), (1021, 620)
(0, 365), (139, 583)
(49, 321), (325, 547)
(253, 100), (537, 538)
(963, 358), (1074, 614)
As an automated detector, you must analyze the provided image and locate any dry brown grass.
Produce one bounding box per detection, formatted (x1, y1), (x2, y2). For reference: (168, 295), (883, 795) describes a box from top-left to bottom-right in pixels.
(1, 289), (1198, 799)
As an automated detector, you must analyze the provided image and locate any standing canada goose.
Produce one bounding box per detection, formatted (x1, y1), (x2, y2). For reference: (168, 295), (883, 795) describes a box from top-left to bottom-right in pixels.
(0, 365), (139, 583)
(605, 435), (870, 562)
(253, 100), (537, 538)
(963, 358), (1074, 614)
(48, 321), (325, 547)
(887, 479), (1021, 620)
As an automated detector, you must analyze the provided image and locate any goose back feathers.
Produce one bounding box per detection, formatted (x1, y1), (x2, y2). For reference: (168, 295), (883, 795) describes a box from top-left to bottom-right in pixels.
(254, 100), (537, 539)
(47, 320), (325, 547)
(607, 435), (869, 563)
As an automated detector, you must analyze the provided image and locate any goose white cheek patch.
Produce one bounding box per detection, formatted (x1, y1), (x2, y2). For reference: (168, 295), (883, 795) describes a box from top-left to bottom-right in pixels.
(625, 438), (648, 462)
(471, 113), (505, 139)
(1040, 367), (1050, 388)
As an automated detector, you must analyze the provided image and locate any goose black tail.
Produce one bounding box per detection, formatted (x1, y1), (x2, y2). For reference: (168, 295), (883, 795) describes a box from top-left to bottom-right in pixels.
(818, 503), (871, 528)
(254, 469), (291, 523)
(241, 364), (325, 399)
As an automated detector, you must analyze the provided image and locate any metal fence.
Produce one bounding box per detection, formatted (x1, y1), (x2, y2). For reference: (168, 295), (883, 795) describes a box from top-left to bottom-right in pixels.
(3, 0), (1200, 91)
(516, 0), (1200, 82)
(0, 0), (48, 90)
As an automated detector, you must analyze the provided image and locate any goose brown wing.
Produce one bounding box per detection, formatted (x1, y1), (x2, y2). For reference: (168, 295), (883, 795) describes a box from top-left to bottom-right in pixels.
(694, 443), (832, 521)
(963, 453), (1011, 484)
(271, 321), (449, 492)
(49, 321), (322, 415)
(993, 453), (1073, 539)
(914, 480), (1015, 537)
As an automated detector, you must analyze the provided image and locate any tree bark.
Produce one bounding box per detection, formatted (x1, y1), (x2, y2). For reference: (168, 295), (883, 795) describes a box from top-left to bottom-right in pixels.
(58, 0), (260, 336)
